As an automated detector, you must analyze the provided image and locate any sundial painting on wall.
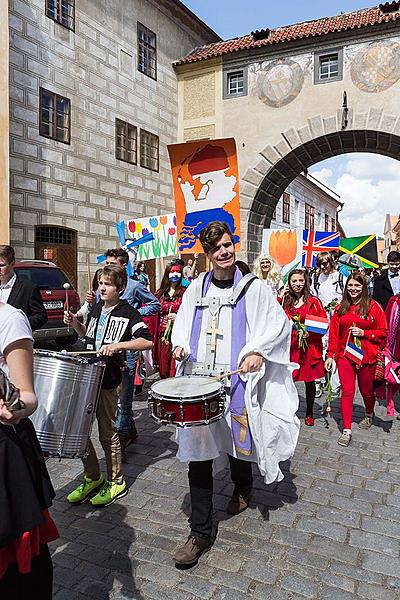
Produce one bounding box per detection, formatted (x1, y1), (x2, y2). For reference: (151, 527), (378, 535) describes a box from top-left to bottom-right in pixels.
(257, 58), (304, 108)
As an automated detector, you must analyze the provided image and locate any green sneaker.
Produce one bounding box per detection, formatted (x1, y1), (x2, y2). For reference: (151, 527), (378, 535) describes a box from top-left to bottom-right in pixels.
(90, 480), (127, 507)
(67, 475), (104, 504)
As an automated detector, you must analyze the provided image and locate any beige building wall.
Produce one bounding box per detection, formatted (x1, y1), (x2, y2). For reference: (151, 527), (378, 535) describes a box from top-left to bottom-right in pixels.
(177, 29), (400, 257)
(0, 0), (9, 243)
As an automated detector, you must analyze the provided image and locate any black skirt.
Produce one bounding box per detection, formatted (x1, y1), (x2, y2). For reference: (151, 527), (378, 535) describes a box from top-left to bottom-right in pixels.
(0, 419), (55, 549)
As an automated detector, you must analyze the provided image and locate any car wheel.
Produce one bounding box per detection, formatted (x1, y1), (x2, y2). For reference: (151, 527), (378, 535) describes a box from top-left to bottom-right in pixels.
(56, 332), (78, 350)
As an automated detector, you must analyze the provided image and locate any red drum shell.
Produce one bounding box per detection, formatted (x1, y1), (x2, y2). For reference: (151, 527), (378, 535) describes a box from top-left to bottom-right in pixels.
(149, 375), (225, 427)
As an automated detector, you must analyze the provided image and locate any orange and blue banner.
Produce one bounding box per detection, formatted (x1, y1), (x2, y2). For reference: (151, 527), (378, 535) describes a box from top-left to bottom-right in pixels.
(168, 138), (240, 254)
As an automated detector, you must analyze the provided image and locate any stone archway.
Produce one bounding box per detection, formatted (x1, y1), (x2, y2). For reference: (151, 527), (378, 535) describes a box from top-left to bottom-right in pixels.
(242, 110), (400, 262)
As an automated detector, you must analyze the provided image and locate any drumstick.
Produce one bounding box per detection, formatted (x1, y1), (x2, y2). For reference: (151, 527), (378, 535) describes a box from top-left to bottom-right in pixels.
(214, 368), (244, 381)
(87, 255), (92, 291)
(63, 282), (70, 332)
(64, 350), (100, 356)
(63, 350), (123, 356)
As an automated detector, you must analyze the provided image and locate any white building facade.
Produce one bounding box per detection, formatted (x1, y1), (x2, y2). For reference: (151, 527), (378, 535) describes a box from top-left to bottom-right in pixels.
(270, 172), (341, 232)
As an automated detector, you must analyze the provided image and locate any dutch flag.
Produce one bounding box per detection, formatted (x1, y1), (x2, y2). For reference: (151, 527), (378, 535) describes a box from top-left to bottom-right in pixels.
(344, 341), (364, 366)
(305, 315), (329, 336)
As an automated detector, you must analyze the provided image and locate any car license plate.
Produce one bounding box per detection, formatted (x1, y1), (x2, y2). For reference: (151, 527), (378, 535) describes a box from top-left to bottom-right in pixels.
(43, 301), (63, 309)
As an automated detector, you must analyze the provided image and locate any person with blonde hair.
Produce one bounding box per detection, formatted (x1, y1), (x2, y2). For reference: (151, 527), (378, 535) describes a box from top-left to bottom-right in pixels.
(253, 255), (282, 296)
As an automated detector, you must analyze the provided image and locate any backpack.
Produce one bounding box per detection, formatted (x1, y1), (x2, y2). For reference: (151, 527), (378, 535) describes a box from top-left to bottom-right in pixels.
(382, 348), (400, 385)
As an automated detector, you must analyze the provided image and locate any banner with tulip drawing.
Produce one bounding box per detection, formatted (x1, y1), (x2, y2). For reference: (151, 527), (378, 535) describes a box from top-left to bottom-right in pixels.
(126, 213), (177, 260)
(262, 228), (303, 282)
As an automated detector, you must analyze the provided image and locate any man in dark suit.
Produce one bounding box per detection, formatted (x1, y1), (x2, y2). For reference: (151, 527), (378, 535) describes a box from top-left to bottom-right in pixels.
(0, 245), (47, 332)
(373, 250), (400, 310)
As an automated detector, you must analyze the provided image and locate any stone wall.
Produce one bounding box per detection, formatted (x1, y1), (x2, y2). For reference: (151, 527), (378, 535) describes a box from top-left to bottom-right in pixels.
(8, 0), (214, 292)
(0, 0), (9, 243)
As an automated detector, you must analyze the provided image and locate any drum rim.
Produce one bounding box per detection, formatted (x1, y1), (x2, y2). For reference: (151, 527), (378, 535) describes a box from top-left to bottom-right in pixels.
(33, 349), (96, 365)
(150, 375), (223, 400)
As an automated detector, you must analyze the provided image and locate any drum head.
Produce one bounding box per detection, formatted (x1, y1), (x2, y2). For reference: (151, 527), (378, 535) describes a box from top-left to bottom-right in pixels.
(151, 375), (222, 399)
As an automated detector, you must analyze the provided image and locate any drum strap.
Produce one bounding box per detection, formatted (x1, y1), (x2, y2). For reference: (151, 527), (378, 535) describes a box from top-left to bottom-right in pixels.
(194, 272), (257, 308)
(191, 272), (257, 375)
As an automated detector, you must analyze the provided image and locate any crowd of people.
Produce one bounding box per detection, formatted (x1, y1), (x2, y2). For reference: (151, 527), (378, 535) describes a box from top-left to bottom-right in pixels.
(1, 234), (400, 589)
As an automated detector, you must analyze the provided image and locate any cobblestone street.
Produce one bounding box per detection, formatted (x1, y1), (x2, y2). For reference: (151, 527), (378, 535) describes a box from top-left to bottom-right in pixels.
(48, 385), (400, 600)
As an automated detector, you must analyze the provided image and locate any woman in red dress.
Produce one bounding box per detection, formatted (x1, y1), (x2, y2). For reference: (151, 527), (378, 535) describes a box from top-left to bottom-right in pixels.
(326, 272), (387, 447)
(281, 269), (326, 426)
(155, 263), (186, 379)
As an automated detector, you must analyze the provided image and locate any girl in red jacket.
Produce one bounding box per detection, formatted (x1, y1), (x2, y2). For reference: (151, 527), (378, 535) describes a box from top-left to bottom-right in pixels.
(326, 272), (387, 447)
(281, 269), (327, 426)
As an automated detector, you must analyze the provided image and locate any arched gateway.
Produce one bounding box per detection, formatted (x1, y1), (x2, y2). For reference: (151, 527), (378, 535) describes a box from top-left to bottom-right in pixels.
(175, 3), (400, 261)
(246, 120), (400, 262)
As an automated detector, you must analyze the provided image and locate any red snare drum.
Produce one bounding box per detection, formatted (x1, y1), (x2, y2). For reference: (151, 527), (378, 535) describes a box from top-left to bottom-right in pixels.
(149, 375), (225, 427)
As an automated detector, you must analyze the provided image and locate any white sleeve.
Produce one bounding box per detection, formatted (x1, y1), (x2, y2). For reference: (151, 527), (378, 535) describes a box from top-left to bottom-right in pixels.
(171, 280), (197, 354)
(0, 307), (33, 355)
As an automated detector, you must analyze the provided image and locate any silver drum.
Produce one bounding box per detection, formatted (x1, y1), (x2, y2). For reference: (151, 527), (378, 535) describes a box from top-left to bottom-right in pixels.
(30, 350), (105, 458)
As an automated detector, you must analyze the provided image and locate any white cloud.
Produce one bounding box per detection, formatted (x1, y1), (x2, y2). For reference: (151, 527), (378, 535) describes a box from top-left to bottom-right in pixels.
(345, 153), (400, 181)
(309, 167), (333, 187)
(310, 153), (400, 237)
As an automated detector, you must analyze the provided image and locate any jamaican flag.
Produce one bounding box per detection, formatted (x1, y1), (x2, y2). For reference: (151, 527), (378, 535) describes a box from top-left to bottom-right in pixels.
(339, 235), (379, 269)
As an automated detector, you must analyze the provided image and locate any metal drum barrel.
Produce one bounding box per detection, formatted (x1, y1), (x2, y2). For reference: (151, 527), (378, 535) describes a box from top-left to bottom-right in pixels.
(30, 350), (105, 458)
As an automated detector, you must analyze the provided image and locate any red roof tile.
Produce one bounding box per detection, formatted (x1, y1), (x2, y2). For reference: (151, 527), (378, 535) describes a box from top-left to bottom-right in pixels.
(174, 4), (400, 66)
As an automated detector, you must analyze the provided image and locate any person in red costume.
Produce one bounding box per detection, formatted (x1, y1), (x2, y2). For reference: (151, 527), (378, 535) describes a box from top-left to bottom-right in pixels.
(326, 272), (387, 447)
(280, 269), (326, 426)
(155, 263), (186, 379)
(385, 292), (400, 417)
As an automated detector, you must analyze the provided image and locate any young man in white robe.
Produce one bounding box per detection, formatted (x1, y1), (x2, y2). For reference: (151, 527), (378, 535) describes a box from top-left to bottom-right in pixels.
(171, 221), (300, 566)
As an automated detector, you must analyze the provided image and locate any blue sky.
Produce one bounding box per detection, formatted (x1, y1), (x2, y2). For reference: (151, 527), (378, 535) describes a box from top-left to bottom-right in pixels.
(183, 1), (378, 39)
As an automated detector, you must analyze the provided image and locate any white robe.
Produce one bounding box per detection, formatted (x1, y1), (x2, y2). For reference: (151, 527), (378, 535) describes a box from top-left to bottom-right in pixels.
(171, 276), (300, 484)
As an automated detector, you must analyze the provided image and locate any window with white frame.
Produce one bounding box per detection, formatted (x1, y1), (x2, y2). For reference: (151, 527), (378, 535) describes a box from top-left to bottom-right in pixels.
(223, 67), (248, 98)
(228, 71), (244, 95)
(314, 48), (343, 84)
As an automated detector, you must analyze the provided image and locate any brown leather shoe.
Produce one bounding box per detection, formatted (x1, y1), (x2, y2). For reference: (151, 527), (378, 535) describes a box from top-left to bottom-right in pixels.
(226, 486), (252, 515)
(118, 423), (138, 452)
(173, 535), (211, 566)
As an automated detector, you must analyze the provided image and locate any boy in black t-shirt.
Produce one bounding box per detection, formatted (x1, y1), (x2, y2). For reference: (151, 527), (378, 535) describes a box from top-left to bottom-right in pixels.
(64, 265), (153, 507)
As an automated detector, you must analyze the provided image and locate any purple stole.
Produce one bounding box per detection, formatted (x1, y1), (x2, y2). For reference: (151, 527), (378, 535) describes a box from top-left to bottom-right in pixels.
(188, 267), (253, 455)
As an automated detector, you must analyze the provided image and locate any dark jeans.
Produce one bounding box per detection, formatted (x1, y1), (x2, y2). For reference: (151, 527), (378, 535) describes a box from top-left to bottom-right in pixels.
(188, 455), (253, 538)
(0, 544), (53, 600)
(115, 350), (138, 435)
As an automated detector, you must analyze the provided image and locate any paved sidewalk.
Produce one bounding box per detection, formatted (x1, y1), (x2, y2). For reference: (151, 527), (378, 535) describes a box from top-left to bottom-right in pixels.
(48, 386), (400, 600)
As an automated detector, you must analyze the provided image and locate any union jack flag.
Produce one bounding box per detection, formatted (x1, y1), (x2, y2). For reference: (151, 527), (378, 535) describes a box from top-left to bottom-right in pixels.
(302, 230), (340, 267)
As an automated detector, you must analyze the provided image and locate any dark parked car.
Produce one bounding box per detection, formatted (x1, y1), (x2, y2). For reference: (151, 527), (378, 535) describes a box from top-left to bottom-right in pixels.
(14, 260), (80, 348)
